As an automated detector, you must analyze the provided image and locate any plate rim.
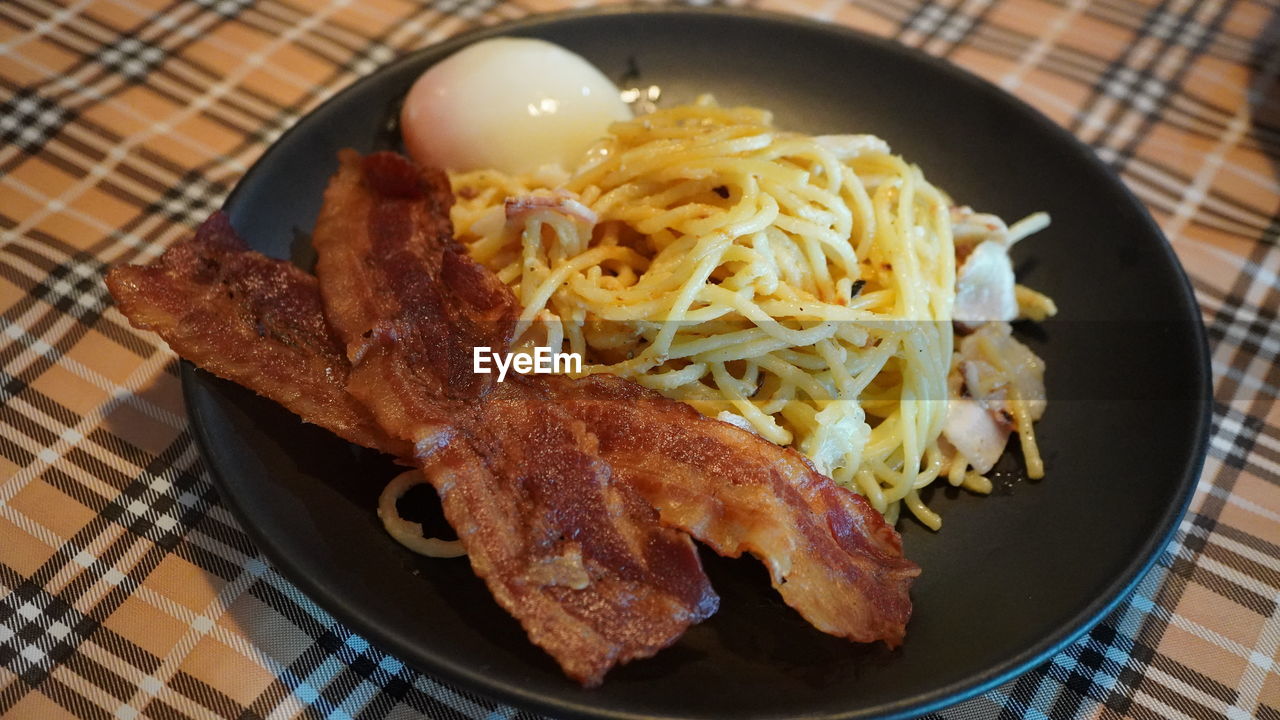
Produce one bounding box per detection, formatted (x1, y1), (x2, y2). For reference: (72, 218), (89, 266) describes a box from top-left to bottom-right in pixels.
(182, 6), (1213, 719)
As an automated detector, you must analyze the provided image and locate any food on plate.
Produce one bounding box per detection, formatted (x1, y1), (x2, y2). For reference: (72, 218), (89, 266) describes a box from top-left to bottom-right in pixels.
(401, 38), (632, 175)
(104, 150), (917, 685)
(445, 98), (1053, 530)
(105, 36), (1054, 686)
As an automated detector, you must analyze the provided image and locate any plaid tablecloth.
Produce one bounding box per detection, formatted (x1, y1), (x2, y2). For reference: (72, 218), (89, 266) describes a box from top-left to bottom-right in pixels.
(1, 0), (1277, 718)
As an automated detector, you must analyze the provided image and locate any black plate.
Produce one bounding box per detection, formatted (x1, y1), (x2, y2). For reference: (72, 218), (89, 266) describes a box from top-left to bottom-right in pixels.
(184, 7), (1210, 719)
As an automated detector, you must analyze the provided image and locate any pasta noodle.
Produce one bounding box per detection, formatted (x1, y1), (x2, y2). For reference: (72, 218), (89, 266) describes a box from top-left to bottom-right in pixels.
(449, 99), (1049, 530)
(378, 470), (466, 557)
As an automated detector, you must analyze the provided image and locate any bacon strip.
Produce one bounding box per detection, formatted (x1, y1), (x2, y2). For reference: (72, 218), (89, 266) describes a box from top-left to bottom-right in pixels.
(544, 373), (919, 647)
(104, 212), (408, 458)
(313, 150), (718, 686)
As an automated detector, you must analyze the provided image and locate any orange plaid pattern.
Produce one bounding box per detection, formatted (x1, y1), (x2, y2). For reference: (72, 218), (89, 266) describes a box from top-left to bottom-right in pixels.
(1, 1), (1277, 719)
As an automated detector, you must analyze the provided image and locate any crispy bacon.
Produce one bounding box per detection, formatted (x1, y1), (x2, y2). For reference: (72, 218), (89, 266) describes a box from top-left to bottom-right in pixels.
(107, 150), (920, 687)
(424, 383), (720, 684)
(313, 150), (718, 686)
(542, 373), (919, 647)
(104, 213), (408, 458)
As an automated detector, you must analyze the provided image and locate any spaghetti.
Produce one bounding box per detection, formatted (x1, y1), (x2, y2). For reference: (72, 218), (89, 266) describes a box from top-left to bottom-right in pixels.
(378, 470), (466, 557)
(449, 99), (1050, 529)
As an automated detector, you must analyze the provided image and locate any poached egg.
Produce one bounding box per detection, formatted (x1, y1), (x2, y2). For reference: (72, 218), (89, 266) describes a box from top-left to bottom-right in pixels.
(400, 38), (631, 175)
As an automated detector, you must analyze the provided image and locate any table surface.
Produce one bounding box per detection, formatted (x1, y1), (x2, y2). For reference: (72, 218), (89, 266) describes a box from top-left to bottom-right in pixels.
(1, 1), (1277, 719)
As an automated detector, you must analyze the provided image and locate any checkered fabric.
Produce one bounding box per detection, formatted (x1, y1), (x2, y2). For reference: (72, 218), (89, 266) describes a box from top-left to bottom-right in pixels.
(0, 0), (1276, 718)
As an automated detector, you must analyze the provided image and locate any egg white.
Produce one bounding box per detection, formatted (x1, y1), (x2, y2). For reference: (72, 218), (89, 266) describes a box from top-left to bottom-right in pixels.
(401, 38), (632, 175)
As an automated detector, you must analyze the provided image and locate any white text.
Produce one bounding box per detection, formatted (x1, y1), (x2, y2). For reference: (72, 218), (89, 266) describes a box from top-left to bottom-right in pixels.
(473, 346), (583, 381)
